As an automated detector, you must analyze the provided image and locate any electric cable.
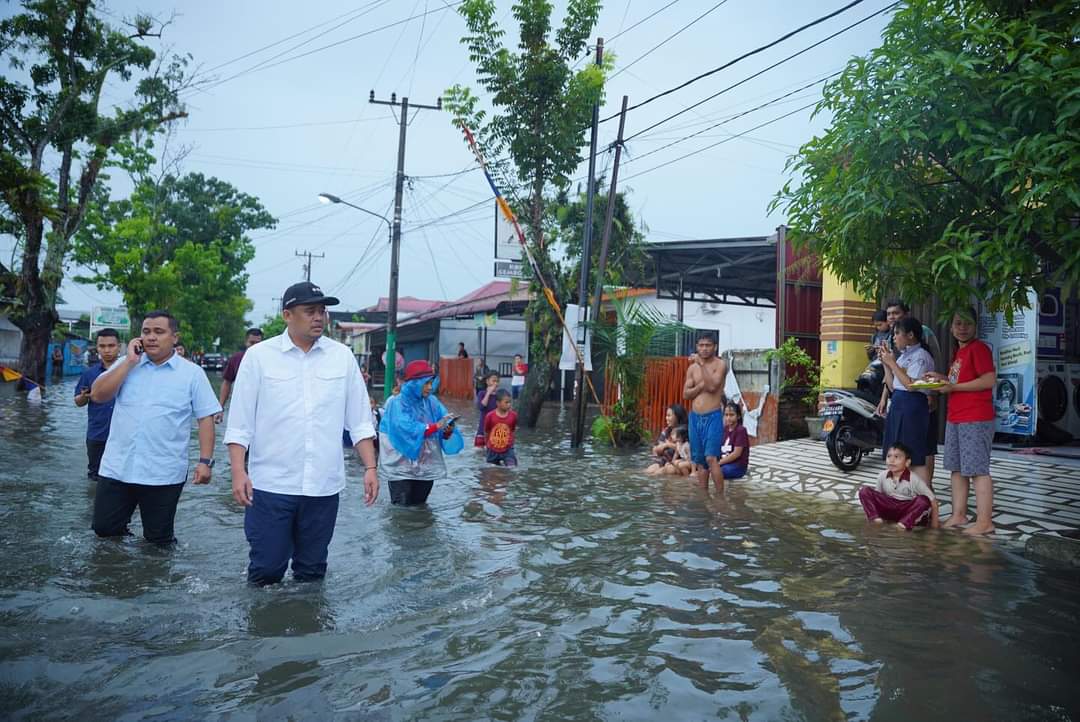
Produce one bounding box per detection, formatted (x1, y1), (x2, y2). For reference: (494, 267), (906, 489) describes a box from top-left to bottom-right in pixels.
(609, 0), (731, 80)
(598, 0), (868, 123)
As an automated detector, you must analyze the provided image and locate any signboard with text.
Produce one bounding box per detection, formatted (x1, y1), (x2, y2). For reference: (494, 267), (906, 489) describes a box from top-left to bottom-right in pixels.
(494, 201), (522, 261)
(494, 260), (526, 279)
(90, 305), (130, 333)
(978, 290), (1038, 436)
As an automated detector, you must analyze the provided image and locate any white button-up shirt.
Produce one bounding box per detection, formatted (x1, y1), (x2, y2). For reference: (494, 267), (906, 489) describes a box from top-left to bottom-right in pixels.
(223, 332), (376, 497)
(98, 353), (221, 486)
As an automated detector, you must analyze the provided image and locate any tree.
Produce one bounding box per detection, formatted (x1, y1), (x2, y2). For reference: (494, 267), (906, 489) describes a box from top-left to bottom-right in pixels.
(260, 312), (285, 339)
(73, 166), (275, 350)
(0, 0), (187, 380)
(772, 0), (1080, 319)
(445, 0), (604, 427)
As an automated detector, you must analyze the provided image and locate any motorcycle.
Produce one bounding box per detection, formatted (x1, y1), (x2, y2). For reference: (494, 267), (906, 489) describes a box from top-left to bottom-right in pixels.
(820, 363), (885, 472)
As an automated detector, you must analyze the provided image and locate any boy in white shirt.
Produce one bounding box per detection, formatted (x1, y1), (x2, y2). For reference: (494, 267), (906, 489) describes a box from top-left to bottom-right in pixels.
(858, 442), (940, 530)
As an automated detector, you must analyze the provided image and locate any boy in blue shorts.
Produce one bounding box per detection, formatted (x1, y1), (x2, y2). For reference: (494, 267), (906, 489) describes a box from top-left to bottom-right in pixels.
(683, 331), (729, 492)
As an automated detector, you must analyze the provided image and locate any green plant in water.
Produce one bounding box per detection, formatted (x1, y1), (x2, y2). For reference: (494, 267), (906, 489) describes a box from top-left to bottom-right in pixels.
(590, 294), (690, 447)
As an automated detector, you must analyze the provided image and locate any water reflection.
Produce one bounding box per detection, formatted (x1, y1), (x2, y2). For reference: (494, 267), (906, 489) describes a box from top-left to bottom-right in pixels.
(2, 379), (1080, 720)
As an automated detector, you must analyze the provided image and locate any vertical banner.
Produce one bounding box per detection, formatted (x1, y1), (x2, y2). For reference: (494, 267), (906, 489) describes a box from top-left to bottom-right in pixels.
(559, 304), (592, 371)
(978, 290), (1038, 436)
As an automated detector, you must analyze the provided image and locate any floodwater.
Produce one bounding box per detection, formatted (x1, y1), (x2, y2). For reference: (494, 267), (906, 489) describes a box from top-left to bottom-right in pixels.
(2, 378), (1079, 721)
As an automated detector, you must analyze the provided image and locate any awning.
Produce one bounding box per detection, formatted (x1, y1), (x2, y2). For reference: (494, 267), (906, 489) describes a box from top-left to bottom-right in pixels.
(645, 235), (779, 308)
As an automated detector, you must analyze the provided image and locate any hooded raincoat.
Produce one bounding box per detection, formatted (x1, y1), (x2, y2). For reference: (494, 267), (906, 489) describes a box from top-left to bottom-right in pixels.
(378, 377), (464, 482)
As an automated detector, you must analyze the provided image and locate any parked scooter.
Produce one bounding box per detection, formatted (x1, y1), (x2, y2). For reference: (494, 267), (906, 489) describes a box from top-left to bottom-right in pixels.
(819, 363), (885, 471)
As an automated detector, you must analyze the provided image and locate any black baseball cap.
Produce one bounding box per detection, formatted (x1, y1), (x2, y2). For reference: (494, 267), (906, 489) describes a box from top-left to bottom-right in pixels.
(281, 281), (340, 310)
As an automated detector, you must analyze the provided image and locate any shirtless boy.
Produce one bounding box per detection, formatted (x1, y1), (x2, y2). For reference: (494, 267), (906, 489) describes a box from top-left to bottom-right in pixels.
(683, 331), (729, 492)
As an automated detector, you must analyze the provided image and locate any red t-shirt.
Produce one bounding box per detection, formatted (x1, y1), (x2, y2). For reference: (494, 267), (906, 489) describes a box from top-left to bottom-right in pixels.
(946, 339), (994, 423)
(484, 409), (517, 453)
(223, 349), (246, 382)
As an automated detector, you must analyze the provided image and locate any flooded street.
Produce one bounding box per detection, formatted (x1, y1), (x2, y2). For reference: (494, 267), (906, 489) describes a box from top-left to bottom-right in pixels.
(2, 378), (1079, 720)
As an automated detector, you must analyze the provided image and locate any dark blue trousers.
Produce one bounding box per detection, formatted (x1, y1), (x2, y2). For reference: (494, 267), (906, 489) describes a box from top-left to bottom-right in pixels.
(244, 489), (340, 586)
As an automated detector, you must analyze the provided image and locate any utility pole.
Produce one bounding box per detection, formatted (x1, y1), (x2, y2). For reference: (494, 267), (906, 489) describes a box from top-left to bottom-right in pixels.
(571, 38), (604, 450)
(295, 249), (325, 282)
(369, 91), (442, 399)
(585, 95), (630, 418)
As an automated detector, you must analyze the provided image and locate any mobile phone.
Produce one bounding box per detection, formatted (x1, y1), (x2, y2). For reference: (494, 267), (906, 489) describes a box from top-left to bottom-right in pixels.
(447, 414), (461, 426)
(133, 340), (143, 355)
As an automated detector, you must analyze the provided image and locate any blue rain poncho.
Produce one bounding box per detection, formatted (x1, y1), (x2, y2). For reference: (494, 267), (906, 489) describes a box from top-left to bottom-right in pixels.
(378, 377), (463, 481)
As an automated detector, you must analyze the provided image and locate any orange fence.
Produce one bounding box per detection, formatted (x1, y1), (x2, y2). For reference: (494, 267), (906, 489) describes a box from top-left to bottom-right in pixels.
(439, 357), (474, 400)
(603, 356), (778, 445)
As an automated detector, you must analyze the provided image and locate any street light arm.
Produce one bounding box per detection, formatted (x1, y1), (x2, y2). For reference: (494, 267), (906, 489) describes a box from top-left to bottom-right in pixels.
(318, 192), (391, 229)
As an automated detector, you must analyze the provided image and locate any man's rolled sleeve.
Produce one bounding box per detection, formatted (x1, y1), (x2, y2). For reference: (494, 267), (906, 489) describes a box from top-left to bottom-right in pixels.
(224, 350), (259, 449)
(191, 367), (223, 419)
(344, 360), (376, 442)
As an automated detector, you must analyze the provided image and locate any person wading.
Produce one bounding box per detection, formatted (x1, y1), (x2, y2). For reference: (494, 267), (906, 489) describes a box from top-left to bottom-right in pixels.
(90, 311), (221, 545)
(683, 331), (729, 492)
(74, 328), (120, 479)
(215, 327), (263, 424)
(224, 282), (378, 585)
(379, 360), (464, 505)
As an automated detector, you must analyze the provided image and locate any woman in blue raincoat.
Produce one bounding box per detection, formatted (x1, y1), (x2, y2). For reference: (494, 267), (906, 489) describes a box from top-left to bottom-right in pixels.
(378, 360), (464, 505)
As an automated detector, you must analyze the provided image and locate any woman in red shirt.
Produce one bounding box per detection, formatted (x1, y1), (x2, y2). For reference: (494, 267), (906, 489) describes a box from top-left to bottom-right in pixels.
(924, 308), (996, 535)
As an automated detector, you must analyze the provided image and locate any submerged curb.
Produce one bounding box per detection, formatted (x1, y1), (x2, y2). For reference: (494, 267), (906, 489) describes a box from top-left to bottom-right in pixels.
(1024, 532), (1080, 568)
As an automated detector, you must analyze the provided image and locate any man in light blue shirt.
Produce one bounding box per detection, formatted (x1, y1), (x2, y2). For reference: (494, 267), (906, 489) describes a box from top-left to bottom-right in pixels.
(91, 310), (221, 545)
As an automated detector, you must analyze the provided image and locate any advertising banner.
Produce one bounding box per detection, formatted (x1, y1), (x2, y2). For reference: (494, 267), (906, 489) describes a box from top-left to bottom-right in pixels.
(559, 303), (592, 371)
(978, 290), (1038, 436)
(90, 306), (130, 333)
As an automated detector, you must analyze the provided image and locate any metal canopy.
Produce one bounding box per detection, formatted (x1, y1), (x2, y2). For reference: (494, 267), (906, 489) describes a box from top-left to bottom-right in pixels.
(646, 235), (779, 307)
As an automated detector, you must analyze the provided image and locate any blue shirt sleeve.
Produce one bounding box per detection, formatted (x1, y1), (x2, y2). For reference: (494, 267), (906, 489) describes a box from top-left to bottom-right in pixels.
(190, 366), (223, 419)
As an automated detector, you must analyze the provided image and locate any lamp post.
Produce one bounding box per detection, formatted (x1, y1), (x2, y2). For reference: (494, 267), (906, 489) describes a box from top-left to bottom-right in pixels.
(318, 192), (396, 399)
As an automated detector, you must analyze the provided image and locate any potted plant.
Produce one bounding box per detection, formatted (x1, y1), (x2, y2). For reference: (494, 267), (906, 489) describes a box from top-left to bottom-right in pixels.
(763, 338), (832, 439)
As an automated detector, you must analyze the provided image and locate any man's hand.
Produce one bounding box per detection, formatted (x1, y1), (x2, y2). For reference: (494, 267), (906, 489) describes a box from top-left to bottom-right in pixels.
(689, 353), (702, 366)
(125, 338), (143, 365)
(232, 471), (254, 506)
(363, 468), (379, 506)
(193, 462), (212, 485)
(75, 387), (91, 406)
(214, 412), (224, 424)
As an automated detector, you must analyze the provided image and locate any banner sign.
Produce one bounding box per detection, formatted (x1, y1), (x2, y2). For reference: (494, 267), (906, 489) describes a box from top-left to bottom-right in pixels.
(494, 201), (522, 261)
(559, 303), (592, 371)
(90, 305), (130, 332)
(979, 290), (1038, 436)
(494, 260), (526, 279)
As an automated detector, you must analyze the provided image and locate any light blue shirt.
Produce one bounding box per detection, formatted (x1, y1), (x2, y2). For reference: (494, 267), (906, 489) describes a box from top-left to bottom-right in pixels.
(99, 352), (222, 486)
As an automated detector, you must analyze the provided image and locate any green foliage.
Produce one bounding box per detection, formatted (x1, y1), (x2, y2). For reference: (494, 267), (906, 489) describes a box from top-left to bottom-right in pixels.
(764, 338), (832, 411)
(446, 0), (605, 427)
(260, 313), (286, 339)
(772, 0), (1080, 322)
(590, 296), (691, 447)
(0, 0), (187, 376)
(73, 169), (274, 350)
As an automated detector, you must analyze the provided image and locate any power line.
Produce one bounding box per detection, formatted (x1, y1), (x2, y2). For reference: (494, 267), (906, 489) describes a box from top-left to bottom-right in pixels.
(609, 0), (731, 80)
(623, 3), (898, 141)
(625, 73), (839, 164)
(621, 100), (818, 182)
(197, 2), (463, 92)
(181, 117), (383, 133)
(599, 0), (869, 123)
(572, 0), (683, 69)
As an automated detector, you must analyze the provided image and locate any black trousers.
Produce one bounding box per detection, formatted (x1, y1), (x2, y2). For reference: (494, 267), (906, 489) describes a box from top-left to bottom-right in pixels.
(388, 479), (434, 506)
(86, 439), (107, 479)
(92, 476), (185, 545)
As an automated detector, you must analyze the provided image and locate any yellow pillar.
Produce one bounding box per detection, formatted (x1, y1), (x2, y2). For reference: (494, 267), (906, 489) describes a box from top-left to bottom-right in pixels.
(820, 271), (877, 389)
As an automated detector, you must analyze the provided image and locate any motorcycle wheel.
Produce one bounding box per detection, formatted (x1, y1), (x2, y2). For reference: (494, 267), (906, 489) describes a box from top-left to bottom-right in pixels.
(826, 423), (863, 472)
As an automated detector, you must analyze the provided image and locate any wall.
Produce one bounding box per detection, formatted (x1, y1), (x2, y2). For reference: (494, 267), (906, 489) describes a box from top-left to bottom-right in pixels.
(638, 295), (776, 352)
(820, 271), (877, 389)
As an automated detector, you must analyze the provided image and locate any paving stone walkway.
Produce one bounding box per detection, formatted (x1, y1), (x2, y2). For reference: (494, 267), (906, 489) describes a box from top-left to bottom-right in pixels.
(747, 438), (1080, 543)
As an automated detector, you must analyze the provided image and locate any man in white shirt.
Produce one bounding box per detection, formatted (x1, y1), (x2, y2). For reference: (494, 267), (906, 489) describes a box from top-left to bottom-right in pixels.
(224, 281), (378, 585)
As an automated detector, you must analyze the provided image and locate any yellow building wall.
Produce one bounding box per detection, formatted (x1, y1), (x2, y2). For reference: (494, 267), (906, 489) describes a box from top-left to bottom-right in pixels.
(820, 271), (877, 389)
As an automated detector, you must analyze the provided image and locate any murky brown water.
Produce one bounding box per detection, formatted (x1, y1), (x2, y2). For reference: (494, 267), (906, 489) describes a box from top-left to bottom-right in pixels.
(1, 378), (1079, 720)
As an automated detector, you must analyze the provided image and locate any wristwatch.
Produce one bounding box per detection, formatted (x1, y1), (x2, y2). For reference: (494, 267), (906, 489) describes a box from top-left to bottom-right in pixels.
(198, 457), (215, 468)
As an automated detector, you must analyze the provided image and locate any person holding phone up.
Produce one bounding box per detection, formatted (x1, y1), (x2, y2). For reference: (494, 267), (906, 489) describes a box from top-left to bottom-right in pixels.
(379, 360), (464, 506)
(90, 311), (221, 546)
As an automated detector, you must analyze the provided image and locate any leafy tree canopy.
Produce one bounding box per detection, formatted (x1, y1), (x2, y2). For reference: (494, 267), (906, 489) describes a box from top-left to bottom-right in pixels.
(73, 163), (275, 350)
(773, 0), (1080, 319)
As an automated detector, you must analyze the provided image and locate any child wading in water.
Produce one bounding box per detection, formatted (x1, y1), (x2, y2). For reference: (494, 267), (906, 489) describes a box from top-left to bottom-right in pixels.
(699, 401), (750, 491)
(474, 371), (500, 447)
(484, 389), (518, 466)
(660, 426), (692, 476)
(859, 442), (940, 530)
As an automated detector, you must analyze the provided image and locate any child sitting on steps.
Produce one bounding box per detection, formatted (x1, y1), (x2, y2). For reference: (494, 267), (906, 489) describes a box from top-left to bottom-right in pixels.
(859, 442), (940, 530)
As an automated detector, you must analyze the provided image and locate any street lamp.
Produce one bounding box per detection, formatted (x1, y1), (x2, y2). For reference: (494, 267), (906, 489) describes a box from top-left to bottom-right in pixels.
(319, 192), (398, 400)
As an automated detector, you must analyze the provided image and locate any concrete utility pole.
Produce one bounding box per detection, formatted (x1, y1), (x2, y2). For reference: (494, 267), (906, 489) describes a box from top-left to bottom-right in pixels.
(369, 91), (442, 399)
(571, 38), (604, 450)
(295, 250), (325, 282)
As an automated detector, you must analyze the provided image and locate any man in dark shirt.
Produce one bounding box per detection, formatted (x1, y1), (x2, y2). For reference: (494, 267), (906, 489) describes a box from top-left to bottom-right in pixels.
(74, 328), (121, 478)
(216, 327), (263, 423)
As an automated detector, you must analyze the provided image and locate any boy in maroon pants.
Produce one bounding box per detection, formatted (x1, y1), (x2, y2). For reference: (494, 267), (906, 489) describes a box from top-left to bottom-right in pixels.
(859, 442), (940, 530)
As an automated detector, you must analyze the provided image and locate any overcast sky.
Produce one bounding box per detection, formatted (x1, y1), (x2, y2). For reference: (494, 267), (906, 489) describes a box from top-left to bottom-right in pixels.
(4, 0), (896, 326)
